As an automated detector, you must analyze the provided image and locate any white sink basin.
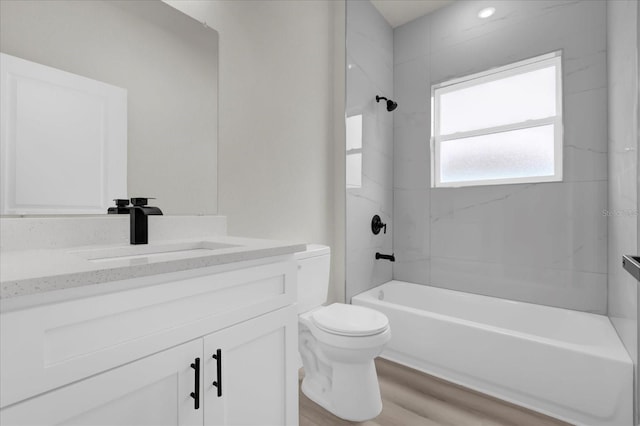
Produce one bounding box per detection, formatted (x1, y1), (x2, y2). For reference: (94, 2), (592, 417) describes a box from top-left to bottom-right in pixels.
(70, 241), (240, 264)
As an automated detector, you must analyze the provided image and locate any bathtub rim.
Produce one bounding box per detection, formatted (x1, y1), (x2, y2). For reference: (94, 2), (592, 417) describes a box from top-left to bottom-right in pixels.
(353, 280), (631, 364)
(352, 280), (634, 426)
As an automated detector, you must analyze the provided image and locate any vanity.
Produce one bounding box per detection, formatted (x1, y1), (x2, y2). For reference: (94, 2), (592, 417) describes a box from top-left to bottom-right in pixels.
(0, 217), (304, 425)
(0, 2), (303, 423)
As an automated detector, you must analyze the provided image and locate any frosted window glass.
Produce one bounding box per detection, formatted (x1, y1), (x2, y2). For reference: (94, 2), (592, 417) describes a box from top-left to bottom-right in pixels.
(346, 153), (362, 188)
(439, 66), (556, 135)
(346, 115), (362, 150)
(440, 125), (555, 183)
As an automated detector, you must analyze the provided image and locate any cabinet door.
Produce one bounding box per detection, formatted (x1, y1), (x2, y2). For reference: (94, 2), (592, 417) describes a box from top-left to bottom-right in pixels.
(0, 340), (203, 426)
(204, 306), (298, 426)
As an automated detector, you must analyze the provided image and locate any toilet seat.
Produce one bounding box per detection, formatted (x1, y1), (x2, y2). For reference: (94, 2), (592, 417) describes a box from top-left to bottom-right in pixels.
(311, 303), (389, 337)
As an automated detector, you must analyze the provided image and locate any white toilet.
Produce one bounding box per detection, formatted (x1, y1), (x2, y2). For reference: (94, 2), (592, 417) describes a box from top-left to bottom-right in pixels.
(295, 244), (391, 422)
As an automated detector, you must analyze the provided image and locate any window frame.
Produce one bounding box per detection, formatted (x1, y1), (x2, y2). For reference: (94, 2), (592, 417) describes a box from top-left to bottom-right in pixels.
(430, 51), (563, 188)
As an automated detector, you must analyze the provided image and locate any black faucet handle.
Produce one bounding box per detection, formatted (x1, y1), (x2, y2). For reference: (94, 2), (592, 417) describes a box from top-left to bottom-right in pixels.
(131, 197), (156, 206)
(108, 198), (131, 214)
(113, 199), (130, 207)
(371, 214), (387, 235)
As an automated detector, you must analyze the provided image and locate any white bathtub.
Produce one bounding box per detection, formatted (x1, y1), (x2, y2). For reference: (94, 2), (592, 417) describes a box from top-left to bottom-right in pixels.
(352, 281), (633, 426)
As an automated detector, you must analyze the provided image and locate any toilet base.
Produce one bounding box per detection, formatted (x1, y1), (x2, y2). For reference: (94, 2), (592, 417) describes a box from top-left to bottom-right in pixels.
(301, 360), (383, 422)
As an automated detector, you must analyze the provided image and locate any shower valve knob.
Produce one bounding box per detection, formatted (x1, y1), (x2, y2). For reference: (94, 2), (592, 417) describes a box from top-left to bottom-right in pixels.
(371, 215), (387, 235)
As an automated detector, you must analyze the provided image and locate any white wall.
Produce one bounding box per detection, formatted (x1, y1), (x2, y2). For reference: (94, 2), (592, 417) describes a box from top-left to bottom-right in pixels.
(345, 0), (394, 301)
(165, 0), (346, 303)
(0, 0), (218, 215)
(392, 0), (608, 313)
(607, 0), (639, 421)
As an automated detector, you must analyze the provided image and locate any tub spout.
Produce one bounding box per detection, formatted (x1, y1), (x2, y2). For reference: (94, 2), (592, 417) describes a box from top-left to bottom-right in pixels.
(375, 252), (395, 262)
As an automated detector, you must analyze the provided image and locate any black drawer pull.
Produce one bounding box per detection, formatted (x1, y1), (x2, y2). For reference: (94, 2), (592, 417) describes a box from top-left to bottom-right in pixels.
(212, 349), (222, 397)
(190, 357), (200, 410)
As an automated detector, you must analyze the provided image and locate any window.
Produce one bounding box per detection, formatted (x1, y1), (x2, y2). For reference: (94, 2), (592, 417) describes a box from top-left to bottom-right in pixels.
(346, 114), (363, 188)
(431, 52), (563, 188)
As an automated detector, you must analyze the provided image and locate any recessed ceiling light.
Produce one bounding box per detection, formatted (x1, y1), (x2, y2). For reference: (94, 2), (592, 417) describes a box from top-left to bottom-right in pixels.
(478, 7), (496, 19)
(347, 64), (354, 70)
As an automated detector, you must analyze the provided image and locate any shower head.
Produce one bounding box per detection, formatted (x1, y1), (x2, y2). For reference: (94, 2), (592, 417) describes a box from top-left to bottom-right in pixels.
(376, 95), (398, 112)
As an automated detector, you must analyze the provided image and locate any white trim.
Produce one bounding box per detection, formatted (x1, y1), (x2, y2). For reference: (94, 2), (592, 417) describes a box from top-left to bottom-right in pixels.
(431, 52), (563, 188)
(434, 173), (561, 189)
(432, 50), (561, 90)
(437, 117), (557, 142)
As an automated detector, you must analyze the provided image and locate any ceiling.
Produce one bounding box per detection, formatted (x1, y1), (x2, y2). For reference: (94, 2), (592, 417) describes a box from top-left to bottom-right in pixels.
(370, 0), (455, 28)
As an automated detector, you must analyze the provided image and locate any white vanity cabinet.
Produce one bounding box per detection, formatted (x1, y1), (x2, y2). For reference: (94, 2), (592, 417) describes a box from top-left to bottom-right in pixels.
(0, 339), (204, 426)
(0, 256), (299, 426)
(204, 306), (297, 425)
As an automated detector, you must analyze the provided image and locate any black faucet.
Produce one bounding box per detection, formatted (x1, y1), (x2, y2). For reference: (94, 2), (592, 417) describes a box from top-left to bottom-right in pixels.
(107, 198), (163, 245)
(129, 198), (163, 245)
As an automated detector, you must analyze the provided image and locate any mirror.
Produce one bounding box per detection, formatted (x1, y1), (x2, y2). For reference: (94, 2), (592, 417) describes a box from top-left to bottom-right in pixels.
(0, 0), (218, 215)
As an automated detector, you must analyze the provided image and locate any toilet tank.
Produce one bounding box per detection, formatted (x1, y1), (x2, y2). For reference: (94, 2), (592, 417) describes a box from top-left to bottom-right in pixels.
(295, 244), (331, 314)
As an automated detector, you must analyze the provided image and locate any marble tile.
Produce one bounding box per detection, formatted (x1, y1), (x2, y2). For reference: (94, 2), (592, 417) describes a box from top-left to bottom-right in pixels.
(562, 50), (607, 97)
(606, 0), (639, 415)
(393, 123), (430, 169)
(393, 56), (429, 116)
(348, 32), (393, 98)
(430, 181), (607, 274)
(346, 252), (392, 301)
(346, 0), (394, 300)
(428, 21), (606, 91)
(347, 0), (393, 98)
(393, 189), (430, 252)
(393, 189), (430, 285)
(393, 150), (429, 191)
(389, 0), (609, 314)
(346, 56), (377, 114)
(428, 0), (606, 57)
(392, 57), (431, 195)
(563, 87), (608, 182)
(350, 176), (393, 216)
(392, 257), (430, 285)
(608, 268), (638, 353)
(393, 13), (430, 65)
(347, 61), (393, 130)
(394, 121), (430, 191)
(393, 109), (429, 135)
(347, 0), (393, 59)
(362, 111), (394, 160)
(430, 256), (606, 313)
(347, 185), (393, 302)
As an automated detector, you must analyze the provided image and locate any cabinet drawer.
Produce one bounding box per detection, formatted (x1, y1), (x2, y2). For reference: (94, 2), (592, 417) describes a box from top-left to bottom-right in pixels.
(1, 258), (296, 408)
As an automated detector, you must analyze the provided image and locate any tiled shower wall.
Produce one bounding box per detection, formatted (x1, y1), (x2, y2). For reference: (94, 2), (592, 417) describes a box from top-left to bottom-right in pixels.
(607, 0), (639, 419)
(345, 0), (394, 301)
(392, 0), (608, 313)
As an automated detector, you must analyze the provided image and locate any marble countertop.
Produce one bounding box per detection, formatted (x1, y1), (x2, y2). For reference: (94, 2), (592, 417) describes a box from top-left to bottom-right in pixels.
(1, 236), (306, 300)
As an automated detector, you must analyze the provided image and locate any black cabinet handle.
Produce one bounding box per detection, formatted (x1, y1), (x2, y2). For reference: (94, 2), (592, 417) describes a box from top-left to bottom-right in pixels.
(190, 358), (200, 410)
(212, 349), (222, 397)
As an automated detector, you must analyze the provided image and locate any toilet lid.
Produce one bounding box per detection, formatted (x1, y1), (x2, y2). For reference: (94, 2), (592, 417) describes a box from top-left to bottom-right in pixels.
(311, 303), (389, 336)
